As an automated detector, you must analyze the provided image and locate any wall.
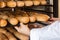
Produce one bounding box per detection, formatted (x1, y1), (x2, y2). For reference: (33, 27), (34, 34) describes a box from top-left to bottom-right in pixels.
(58, 0), (60, 18)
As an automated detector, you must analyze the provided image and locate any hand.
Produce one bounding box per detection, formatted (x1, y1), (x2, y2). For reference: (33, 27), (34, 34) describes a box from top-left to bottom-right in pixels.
(50, 17), (58, 21)
(49, 17), (59, 24)
(15, 23), (30, 36)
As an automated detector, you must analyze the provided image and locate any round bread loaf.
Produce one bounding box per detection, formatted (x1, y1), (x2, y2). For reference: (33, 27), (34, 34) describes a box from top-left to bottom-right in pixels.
(0, 19), (7, 27)
(24, 1), (33, 6)
(28, 12), (36, 22)
(17, 1), (24, 7)
(41, 1), (47, 5)
(16, 11), (29, 24)
(7, 1), (16, 7)
(20, 16), (29, 23)
(0, 2), (6, 8)
(33, 1), (40, 6)
(8, 18), (18, 25)
(7, 13), (18, 25)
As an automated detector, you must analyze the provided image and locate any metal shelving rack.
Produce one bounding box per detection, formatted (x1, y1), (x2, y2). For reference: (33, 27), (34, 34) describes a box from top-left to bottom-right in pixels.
(0, 1), (58, 40)
(0, 0), (58, 40)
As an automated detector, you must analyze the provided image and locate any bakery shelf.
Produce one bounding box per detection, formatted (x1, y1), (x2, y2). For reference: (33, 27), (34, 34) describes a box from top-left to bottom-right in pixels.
(0, 7), (53, 14)
(0, 4), (53, 8)
(19, 8), (53, 14)
(25, 4), (53, 7)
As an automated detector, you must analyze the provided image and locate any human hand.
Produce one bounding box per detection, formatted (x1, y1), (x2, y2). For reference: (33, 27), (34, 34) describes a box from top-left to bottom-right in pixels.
(50, 17), (58, 21)
(14, 23), (30, 36)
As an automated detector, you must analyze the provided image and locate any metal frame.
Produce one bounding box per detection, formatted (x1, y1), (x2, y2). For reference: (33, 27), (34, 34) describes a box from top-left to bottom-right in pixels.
(53, 0), (58, 17)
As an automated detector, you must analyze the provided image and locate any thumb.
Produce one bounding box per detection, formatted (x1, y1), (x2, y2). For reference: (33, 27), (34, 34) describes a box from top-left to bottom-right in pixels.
(14, 26), (19, 31)
(20, 23), (26, 27)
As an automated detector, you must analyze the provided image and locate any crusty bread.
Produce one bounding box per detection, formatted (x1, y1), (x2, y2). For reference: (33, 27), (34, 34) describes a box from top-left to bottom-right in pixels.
(24, 1), (33, 6)
(16, 11), (29, 24)
(28, 12), (36, 22)
(33, 1), (40, 6)
(8, 18), (18, 25)
(17, 1), (24, 7)
(0, 14), (8, 20)
(41, 0), (47, 5)
(0, 33), (8, 40)
(0, 19), (7, 27)
(7, 1), (16, 7)
(36, 13), (50, 22)
(6, 27), (29, 40)
(0, 28), (17, 40)
(0, 12), (9, 20)
(0, 2), (6, 8)
(8, 13), (18, 25)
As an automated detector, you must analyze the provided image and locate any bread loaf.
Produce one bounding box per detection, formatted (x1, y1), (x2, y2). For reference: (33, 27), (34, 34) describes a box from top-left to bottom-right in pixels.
(8, 14), (18, 25)
(41, 0), (47, 5)
(22, 0), (32, 1)
(16, 11), (29, 24)
(24, 1), (33, 6)
(2, 15), (8, 20)
(0, 19), (7, 27)
(36, 13), (50, 22)
(0, 33), (8, 40)
(0, 18), (1, 27)
(6, 27), (29, 40)
(7, 1), (16, 7)
(28, 12), (36, 22)
(17, 1), (24, 7)
(0, 2), (6, 8)
(33, 1), (40, 6)
(0, 13), (8, 20)
(0, 28), (17, 40)
(8, 18), (18, 25)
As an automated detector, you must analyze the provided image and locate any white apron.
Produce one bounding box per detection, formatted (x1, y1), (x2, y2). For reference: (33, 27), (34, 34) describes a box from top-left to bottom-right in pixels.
(30, 21), (60, 40)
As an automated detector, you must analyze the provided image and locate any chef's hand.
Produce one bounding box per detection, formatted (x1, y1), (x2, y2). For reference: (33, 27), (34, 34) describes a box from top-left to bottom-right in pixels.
(49, 17), (58, 24)
(50, 17), (60, 21)
(15, 23), (30, 36)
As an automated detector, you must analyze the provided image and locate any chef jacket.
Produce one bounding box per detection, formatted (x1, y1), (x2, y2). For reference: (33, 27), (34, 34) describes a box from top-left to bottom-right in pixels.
(30, 21), (60, 40)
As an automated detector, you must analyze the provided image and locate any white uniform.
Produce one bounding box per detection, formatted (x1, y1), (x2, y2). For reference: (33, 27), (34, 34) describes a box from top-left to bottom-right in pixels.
(30, 21), (60, 40)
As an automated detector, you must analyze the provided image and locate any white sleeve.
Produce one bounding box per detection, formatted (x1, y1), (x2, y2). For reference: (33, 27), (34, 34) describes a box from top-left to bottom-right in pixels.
(30, 29), (40, 40)
(30, 21), (60, 40)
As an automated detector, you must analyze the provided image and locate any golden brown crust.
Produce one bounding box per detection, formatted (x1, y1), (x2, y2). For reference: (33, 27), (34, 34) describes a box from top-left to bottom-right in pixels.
(0, 28), (17, 40)
(0, 19), (7, 27)
(17, 1), (24, 7)
(7, 12), (19, 25)
(8, 18), (18, 25)
(6, 27), (29, 40)
(7, 1), (16, 7)
(0, 14), (8, 20)
(0, 2), (6, 8)
(41, 0), (47, 5)
(36, 13), (50, 22)
(16, 11), (29, 24)
(33, 1), (40, 6)
(0, 33), (8, 40)
(28, 12), (36, 22)
(24, 1), (33, 6)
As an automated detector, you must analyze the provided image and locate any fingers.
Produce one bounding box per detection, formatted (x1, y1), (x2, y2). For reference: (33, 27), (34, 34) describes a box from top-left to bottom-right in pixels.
(20, 23), (28, 27)
(50, 18), (55, 21)
(20, 23), (24, 25)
